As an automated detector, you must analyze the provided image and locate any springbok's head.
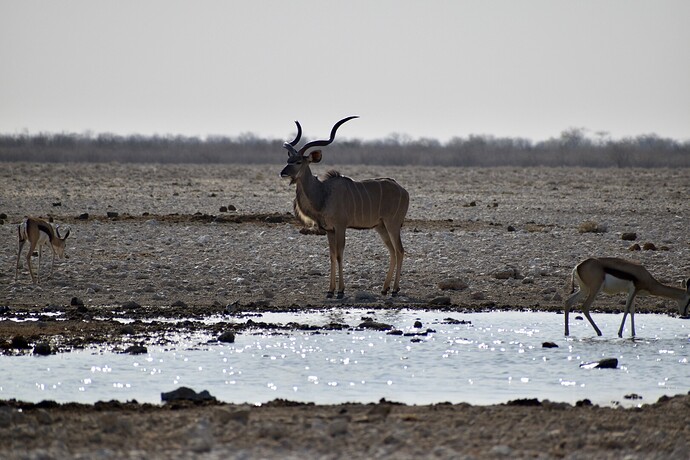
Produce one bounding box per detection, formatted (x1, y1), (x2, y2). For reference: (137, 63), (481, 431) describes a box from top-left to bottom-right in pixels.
(54, 225), (71, 259)
(280, 116), (358, 184)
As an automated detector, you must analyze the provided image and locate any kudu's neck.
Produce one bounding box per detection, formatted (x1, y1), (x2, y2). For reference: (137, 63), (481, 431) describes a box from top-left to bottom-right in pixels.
(295, 165), (326, 209)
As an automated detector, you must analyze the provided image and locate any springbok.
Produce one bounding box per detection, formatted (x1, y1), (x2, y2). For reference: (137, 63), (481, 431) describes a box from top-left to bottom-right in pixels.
(15, 217), (70, 284)
(280, 116), (409, 299)
(564, 257), (690, 337)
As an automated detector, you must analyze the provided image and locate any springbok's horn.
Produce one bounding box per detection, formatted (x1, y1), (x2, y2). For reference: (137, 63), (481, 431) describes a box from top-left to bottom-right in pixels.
(298, 116), (358, 155)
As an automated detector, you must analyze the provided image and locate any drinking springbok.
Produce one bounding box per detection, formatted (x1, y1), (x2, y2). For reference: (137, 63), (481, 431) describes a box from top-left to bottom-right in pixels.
(280, 116), (409, 299)
(564, 257), (690, 337)
(15, 217), (70, 283)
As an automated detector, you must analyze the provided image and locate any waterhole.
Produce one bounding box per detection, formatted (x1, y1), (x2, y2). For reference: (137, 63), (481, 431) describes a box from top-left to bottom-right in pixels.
(1, 310), (687, 407)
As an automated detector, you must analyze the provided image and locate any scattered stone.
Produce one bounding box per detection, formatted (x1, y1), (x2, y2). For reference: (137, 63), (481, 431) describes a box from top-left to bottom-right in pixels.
(161, 387), (216, 403)
(580, 358), (618, 369)
(507, 225), (516, 232)
(542, 342), (559, 348)
(171, 300), (188, 308)
(429, 296), (452, 306)
(578, 221), (607, 233)
(624, 393), (643, 400)
(443, 317), (471, 325)
(219, 206), (228, 212)
(218, 331), (235, 343)
(575, 399), (593, 407)
(354, 291), (377, 302)
(107, 211), (119, 218)
(621, 232), (637, 241)
(122, 300), (141, 310)
(470, 291), (485, 300)
(492, 266), (520, 280)
(629, 243), (641, 251)
(33, 342), (52, 356)
(70, 297), (84, 306)
(642, 242), (657, 251)
(506, 398), (542, 406)
(357, 320), (393, 331)
(413, 320), (423, 329)
(437, 278), (468, 291)
(76, 213), (89, 220)
(328, 417), (349, 437)
(124, 345), (148, 355)
(11, 336), (31, 349)
(227, 204), (237, 211)
(120, 325), (136, 335)
(52, 202), (61, 207)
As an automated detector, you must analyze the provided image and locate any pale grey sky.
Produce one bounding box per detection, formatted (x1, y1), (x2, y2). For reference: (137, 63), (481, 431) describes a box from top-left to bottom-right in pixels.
(1, 1), (689, 142)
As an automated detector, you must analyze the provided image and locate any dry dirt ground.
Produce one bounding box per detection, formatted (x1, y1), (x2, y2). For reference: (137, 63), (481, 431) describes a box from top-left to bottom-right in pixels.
(0, 162), (689, 459)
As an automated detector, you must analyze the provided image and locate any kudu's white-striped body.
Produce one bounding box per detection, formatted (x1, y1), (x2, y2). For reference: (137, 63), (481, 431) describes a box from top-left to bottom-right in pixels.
(565, 257), (690, 337)
(281, 116), (409, 299)
(15, 217), (70, 284)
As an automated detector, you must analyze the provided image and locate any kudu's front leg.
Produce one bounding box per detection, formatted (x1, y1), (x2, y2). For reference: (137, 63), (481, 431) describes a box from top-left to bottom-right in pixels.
(326, 229), (346, 299)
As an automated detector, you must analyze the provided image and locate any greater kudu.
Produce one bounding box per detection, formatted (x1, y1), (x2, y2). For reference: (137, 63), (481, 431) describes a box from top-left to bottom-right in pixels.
(280, 116), (409, 299)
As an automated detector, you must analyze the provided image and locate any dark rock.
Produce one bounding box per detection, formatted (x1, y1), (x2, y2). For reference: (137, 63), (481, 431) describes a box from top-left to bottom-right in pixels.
(227, 204), (237, 211)
(443, 317), (471, 325)
(76, 213), (89, 220)
(120, 325), (136, 335)
(506, 398), (542, 406)
(11, 336), (31, 349)
(413, 320), (423, 329)
(33, 343), (52, 356)
(218, 331), (235, 343)
(161, 386), (216, 403)
(124, 345), (148, 355)
(70, 297), (84, 306)
(642, 242), (657, 251)
(437, 278), (468, 291)
(219, 206), (228, 212)
(580, 358), (618, 369)
(171, 300), (188, 308)
(387, 330), (403, 335)
(507, 225), (516, 232)
(629, 243), (641, 251)
(122, 301), (141, 310)
(429, 296), (451, 306)
(542, 342), (559, 348)
(107, 211), (119, 218)
(624, 393), (643, 400)
(52, 202), (61, 207)
(575, 399), (593, 407)
(357, 320), (393, 331)
(621, 232), (637, 241)
(0, 306), (10, 315)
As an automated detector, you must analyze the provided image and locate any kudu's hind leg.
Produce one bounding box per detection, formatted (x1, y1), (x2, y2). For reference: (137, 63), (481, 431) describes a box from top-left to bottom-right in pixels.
(376, 225), (396, 295)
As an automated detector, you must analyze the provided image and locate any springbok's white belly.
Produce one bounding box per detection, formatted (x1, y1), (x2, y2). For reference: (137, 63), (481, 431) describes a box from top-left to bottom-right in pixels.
(601, 274), (634, 295)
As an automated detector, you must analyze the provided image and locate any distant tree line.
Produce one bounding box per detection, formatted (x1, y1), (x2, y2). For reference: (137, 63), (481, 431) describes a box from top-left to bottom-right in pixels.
(0, 128), (688, 167)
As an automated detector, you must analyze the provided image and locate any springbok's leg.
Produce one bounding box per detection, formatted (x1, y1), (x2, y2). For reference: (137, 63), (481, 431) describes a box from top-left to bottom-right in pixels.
(26, 240), (38, 284)
(564, 289), (583, 336)
(618, 289), (637, 338)
(375, 224), (396, 295)
(15, 239), (26, 281)
(580, 290), (603, 336)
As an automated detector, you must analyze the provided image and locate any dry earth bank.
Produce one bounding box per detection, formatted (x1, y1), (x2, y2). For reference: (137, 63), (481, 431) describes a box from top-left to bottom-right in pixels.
(0, 163), (689, 459)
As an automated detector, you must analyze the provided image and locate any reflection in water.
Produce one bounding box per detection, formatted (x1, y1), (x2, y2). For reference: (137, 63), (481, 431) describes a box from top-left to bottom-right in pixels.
(1, 310), (688, 407)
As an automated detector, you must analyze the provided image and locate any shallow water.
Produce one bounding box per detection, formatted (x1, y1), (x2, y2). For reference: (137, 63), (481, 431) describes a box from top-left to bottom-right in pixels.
(1, 310), (688, 407)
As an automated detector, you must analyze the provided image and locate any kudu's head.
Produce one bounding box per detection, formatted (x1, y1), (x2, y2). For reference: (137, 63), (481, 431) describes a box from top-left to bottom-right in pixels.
(280, 116), (358, 184)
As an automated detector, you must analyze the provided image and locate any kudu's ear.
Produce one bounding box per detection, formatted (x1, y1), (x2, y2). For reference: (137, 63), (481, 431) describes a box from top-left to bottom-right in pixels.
(309, 150), (323, 163)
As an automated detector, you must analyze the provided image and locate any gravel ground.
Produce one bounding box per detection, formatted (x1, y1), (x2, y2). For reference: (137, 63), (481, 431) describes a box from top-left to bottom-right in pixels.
(0, 162), (689, 459)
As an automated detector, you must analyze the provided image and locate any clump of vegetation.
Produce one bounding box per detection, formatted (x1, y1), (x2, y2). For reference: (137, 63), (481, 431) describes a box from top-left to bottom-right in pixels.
(1, 128), (688, 167)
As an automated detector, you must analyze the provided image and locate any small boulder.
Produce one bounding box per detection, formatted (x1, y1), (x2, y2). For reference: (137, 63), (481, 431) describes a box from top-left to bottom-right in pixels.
(33, 343), (52, 356)
(429, 296), (452, 306)
(161, 387), (216, 403)
(621, 232), (637, 241)
(124, 345), (148, 355)
(121, 300), (141, 310)
(642, 242), (657, 251)
(218, 331), (235, 343)
(542, 342), (559, 348)
(437, 278), (469, 291)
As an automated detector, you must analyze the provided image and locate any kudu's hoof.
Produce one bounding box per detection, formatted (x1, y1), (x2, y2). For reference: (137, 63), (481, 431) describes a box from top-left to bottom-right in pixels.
(336, 291), (344, 300)
(326, 291), (334, 299)
(391, 290), (399, 298)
